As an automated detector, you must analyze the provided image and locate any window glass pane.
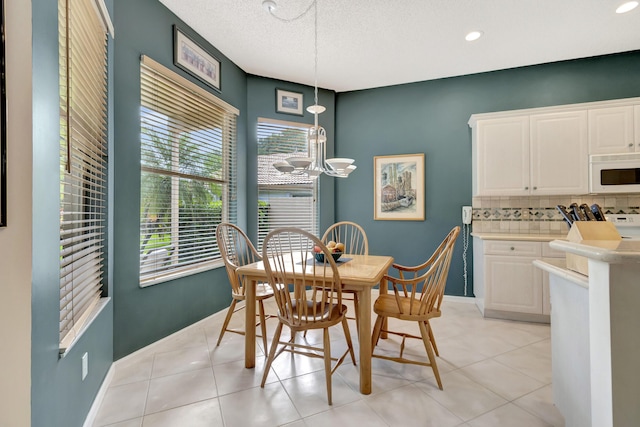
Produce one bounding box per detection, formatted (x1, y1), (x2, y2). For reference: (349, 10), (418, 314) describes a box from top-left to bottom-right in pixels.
(257, 119), (318, 249)
(140, 58), (237, 284)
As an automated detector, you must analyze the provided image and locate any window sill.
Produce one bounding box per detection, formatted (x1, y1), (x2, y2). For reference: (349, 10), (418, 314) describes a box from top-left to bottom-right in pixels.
(139, 259), (225, 288)
(59, 297), (111, 358)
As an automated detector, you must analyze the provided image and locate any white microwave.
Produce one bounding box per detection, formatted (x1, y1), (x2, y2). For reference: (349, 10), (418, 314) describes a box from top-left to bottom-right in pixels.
(590, 153), (640, 193)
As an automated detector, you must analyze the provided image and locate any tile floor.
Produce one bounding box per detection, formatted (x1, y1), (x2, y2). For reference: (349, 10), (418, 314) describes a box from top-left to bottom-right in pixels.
(90, 293), (565, 427)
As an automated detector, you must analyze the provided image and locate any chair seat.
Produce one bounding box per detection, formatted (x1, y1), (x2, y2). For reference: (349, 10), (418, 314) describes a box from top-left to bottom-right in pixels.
(373, 294), (441, 322)
(287, 301), (348, 324)
(233, 283), (274, 300)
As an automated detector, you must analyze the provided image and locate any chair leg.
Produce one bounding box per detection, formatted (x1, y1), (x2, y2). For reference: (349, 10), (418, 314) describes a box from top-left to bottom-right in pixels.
(427, 320), (439, 356)
(341, 317), (357, 365)
(418, 320), (442, 390)
(216, 299), (238, 346)
(352, 293), (360, 338)
(261, 322), (283, 388)
(371, 315), (384, 348)
(323, 327), (333, 405)
(258, 300), (268, 354)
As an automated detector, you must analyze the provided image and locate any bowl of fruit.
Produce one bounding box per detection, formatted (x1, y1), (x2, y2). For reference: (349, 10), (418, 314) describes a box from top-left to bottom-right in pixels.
(314, 241), (345, 263)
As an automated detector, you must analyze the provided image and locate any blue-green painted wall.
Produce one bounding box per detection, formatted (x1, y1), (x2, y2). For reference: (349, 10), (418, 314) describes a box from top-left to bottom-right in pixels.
(31, 0), (114, 426)
(111, 0), (249, 359)
(334, 51), (640, 296)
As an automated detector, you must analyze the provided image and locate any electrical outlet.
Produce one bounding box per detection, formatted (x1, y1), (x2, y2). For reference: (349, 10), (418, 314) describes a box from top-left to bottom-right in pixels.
(82, 352), (89, 381)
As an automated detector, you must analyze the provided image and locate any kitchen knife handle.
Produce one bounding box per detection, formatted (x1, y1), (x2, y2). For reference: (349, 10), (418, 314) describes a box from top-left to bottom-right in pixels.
(591, 203), (605, 221)
(580, 204), (596, 221)
(556, 205), (574, 229)
(570, 203), (586, 221)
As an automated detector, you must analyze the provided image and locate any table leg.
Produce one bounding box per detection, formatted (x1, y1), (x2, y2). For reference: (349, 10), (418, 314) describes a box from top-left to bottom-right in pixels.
(245, 278), (256, 368)
(380, 277), (388, 339)
(358, 287), (372, 394)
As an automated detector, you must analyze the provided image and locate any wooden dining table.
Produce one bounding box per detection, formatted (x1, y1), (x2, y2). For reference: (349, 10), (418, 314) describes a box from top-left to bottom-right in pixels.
(237, 253), (394, 395)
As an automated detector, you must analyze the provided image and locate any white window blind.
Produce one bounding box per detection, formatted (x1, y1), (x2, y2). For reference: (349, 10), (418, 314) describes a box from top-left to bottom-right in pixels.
(140, 56), (238, 285)
(59, 0), (109, 352)
(257, 118), (318, 249)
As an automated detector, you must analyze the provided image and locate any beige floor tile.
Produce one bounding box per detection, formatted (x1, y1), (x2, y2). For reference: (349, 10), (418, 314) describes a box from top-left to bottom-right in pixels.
(90, 301), (556, 427)
(494, 345), (552, 384)
(416, 371), (507, 421)
(303, 400), (387, 427)
(93, 381), (149, 426)
(460, 359), (545, 401)
(218, 382), (301, 427)
(366, 383), (462, 427)
(513, 385), (565, 427)
(141, 398), (223, 427)
(145, 368), (217, 415)
(212, 355), (278, 396)
(151, 346), (211, 378)
(467, 402), (552, 427)
(110, 356), (154, 387)
(281, 370), (361, 417)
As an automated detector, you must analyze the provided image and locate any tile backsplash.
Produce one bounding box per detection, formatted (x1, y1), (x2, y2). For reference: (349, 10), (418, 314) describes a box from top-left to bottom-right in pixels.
(471, 194), (640, 234)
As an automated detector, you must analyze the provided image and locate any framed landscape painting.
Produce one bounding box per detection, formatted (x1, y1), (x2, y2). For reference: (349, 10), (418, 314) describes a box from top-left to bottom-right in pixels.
(276, 89), (304, 116)
(374, 153), (425, 221)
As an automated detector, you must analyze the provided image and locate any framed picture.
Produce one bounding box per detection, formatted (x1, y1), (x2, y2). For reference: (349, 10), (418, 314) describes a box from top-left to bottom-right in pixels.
(173, 25), (221, 91)
(0, 0), (6, 226)
(374, 153), (425, 221)
(276, 89), (304, 116)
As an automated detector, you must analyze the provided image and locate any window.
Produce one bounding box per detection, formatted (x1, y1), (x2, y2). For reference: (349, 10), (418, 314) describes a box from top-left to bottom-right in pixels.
(59, 0), (111, 352)
(139, 56), (238, 286)
(257, 118), (318, 248)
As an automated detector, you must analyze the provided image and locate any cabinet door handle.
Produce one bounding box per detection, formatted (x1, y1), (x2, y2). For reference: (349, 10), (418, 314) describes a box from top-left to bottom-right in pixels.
(533, 186), (537, 190)
(524, 186), (529, 190)
(510, 247), (515, 251)
(630, 143), (634, 148)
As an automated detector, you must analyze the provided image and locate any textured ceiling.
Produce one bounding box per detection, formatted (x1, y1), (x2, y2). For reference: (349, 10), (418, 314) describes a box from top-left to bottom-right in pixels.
(158, 0), (640, 92)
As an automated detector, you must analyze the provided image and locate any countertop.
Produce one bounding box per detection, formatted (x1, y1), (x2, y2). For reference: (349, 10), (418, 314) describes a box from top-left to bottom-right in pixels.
(532, 258), (589, 288)
(471, 232), (566, 242)
(549, 239), (640, 263)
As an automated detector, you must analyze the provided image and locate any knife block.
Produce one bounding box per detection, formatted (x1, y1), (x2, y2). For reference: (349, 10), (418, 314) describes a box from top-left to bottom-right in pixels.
(565, 221), (621, 276)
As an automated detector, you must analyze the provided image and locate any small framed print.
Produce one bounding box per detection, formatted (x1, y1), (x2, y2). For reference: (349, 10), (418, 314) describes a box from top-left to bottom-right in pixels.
(173, 26), (221, 91)
(276, 89), (304, 116)
(374, 153), (425, 221)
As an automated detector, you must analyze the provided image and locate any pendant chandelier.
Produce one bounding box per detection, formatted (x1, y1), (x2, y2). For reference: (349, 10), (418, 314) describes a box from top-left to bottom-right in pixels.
(264, 0), (356, 178)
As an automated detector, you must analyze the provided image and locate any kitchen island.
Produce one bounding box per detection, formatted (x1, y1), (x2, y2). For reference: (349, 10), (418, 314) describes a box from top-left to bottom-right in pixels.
(534, 239), (640, 427)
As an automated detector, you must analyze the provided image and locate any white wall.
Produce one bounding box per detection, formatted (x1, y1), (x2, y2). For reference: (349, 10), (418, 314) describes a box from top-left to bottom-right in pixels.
(0, 0), (33, 425)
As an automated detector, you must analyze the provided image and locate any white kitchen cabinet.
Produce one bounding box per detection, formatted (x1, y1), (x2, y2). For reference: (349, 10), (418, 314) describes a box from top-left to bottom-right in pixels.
(472, 111), (588, 196)
(474, 116), (530, 196)
(530, 111), (589, 195)
(588, 106), (637, 154)
(473, 237), (565, 322)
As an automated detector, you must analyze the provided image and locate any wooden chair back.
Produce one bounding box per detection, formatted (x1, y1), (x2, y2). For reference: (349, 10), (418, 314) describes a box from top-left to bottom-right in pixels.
(262, 227), (344, 329)
(216, 223), (262, 296)
(322, 221), (369, 255)
(388, 226), (460, 317)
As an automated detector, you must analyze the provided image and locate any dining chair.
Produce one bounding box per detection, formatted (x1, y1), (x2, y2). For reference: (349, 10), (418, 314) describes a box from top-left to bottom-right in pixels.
(260, 227), (356, 405)
(320, 221), (368, 332)
(371, 226), (460, 390)
(215, 222), (273, 352)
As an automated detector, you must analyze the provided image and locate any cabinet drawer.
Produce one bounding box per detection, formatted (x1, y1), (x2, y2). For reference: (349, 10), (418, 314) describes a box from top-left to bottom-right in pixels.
(542, 242), (566, 258)
(483, 240), (541, 257)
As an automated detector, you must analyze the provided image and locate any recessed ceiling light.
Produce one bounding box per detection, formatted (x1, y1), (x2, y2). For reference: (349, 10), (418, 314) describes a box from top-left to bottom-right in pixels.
(616, 1), (638, 13)
(465, 31), (483, 42)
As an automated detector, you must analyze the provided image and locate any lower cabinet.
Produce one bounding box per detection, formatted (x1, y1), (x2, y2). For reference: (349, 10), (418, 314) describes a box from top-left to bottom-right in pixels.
(473, 238), (564, 322)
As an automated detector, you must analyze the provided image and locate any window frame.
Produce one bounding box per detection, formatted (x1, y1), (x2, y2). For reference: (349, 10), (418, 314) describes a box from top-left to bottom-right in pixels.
(139, 55), (238, 287)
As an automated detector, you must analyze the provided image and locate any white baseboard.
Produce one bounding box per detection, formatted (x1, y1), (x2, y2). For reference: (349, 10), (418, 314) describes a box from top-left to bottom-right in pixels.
(443, 295), (476, 304)
(83, 364), (114, 427)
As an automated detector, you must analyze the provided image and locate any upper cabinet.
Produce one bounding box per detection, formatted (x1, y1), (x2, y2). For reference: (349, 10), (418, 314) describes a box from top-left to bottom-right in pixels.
(588, 106), (638, 154)
(530, 111), (588, 195)
(470, 97), (640, 197)
(474, 116), (530, 196)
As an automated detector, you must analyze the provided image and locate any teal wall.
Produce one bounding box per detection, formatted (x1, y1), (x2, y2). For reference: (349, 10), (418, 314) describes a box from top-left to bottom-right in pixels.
(31, 0), (114, 426)
(112, 0), (249, 359)
(334, 51), (640, 296)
